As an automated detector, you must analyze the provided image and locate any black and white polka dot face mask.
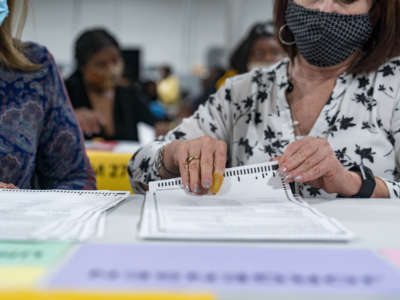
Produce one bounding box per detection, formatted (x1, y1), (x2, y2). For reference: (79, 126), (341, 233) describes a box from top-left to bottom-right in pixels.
(285, 0), (373, 67)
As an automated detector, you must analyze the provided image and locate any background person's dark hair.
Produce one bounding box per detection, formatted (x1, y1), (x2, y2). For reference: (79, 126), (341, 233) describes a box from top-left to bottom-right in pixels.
(274, 0), (400, 74)
(160, 65), (172, 78)
(229, 21), (275, 74)
(74, 28), (120, 70)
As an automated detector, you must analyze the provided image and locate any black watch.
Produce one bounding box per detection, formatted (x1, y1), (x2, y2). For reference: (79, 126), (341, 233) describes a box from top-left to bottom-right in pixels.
(347, 165), (376, 198)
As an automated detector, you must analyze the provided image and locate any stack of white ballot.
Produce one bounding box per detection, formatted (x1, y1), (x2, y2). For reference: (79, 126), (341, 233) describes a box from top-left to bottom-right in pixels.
(139, 162), (354, 242)
(0, 190), (129, 241)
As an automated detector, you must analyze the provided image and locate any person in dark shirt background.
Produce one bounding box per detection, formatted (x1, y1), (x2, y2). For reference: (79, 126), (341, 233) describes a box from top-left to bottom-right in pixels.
(141, 80), (169, 121)
(65, 28), (156, 141)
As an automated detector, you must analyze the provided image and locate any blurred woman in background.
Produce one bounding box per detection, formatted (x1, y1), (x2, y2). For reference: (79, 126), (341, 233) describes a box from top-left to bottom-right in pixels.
(66, 28), (156, 141)
(216, 21), (285, 89)
(157, 65), (180, 106)
(0, 0), (95, 189)
(194, 21), (285, 108)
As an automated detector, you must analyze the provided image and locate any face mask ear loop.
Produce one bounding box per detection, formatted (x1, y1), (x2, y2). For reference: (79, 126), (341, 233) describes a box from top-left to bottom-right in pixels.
(279, 24), (296, 46)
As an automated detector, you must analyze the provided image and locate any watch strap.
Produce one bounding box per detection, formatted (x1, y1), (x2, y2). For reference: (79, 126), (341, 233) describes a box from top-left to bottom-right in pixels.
(348, 165), (376, 198)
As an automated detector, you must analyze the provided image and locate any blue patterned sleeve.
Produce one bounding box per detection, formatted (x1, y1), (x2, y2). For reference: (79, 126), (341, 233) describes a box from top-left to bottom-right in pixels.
(35, 48), (96, 189)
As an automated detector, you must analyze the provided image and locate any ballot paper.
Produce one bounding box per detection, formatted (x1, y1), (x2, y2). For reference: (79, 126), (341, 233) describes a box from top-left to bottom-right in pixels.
(0, 190), (129, 241)
(139, 162), (353, 241)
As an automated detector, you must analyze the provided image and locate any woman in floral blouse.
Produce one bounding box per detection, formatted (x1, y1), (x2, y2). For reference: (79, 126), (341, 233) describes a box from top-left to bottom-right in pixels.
(129, 0), (400, 199)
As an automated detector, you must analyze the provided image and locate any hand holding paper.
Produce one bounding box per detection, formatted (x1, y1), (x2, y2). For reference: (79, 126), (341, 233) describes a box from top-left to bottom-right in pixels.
(162, 136), (227, 194)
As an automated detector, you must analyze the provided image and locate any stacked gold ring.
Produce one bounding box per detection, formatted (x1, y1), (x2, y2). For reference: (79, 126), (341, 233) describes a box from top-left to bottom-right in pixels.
(185, 156), (200, 165)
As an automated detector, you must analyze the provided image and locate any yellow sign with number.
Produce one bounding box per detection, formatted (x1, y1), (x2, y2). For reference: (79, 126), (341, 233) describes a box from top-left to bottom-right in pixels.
(87, 151), (133, 192)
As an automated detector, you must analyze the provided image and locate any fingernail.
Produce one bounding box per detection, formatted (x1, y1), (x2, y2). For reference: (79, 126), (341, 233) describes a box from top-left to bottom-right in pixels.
(184, 185), (190, 192)
(294, 176), (303, 182)
(281, 167), (287, 173)
(210, 173), (224, 195)
(194, 184), (199, 193)
(203, 180), (212, 189)
(284, 175), (292, 181)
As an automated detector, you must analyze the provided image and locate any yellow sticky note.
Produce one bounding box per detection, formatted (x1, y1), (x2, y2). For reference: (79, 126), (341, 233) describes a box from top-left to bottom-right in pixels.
(87, 151), (133, 192)
(210, 173), (224, 195)
(0, 291), (214, 300)
(0, 267), (45, 289)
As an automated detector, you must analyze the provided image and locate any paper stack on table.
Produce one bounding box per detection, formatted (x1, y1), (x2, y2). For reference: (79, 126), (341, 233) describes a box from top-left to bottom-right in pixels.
(85, 140), (142, 153)
(140, 162), (354, 242)
(0, 190), (129, 241)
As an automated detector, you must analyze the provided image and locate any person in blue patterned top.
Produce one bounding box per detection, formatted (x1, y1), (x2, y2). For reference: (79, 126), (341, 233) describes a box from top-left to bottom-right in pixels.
(129, 0), (400, 199)
(0, 0), (96, 189)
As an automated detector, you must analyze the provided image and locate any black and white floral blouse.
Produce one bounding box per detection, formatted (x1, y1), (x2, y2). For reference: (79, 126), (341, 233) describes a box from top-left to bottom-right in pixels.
(129, 57), (400, 198)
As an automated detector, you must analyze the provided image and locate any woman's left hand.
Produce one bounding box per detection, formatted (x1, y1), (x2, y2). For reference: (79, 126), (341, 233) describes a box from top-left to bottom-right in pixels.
(277, 137), (362, 196)
(0, 182), (18, 189)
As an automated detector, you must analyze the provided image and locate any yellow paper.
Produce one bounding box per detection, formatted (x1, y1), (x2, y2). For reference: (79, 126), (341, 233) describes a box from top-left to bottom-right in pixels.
(87, 151), (133, 192)
(0, 291), (213, 300)
(0, 268), (45, 289)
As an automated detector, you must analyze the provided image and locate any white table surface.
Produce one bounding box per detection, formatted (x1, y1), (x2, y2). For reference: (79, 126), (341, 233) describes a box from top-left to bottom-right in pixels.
(104, 195), (400, 248)
(98, 195), (400, 300)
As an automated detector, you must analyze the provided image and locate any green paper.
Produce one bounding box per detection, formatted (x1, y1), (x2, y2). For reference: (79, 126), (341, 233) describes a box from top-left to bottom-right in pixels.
(0, 242), (71, 267)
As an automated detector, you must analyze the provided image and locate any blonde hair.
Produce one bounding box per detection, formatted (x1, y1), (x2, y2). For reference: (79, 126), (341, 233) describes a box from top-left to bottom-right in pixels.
(0, 0), (40, 71)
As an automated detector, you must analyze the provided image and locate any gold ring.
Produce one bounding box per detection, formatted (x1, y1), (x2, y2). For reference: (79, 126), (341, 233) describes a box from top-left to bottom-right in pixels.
(185, 156), (200, 165)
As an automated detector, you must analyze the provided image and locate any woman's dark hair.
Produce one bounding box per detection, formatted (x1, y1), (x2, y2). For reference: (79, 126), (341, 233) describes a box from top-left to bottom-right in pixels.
(229, 21), (275, 74)
(74, 28), (120, 69)
(274, 0), (400, 74)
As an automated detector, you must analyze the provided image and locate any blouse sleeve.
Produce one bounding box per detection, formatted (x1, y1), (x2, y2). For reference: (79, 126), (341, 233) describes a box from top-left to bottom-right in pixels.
(35, 49), (96, 190)
(381, 95), (400, 198)
(128, 78), (234, 193)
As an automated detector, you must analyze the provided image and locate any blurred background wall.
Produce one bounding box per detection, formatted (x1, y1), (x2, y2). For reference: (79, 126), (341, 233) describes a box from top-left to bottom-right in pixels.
(21, 0), (274, 77)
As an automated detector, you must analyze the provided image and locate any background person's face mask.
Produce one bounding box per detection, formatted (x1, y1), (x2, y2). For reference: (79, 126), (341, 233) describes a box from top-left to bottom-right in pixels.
(0, 0), (8, 26)
(285, 0), (372, 67)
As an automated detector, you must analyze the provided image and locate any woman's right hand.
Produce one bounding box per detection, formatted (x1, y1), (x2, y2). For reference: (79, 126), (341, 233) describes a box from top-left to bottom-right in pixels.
(162, 136), (227, 194)
(0, 182), (18, 189)
(74, 108), (105, 137)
